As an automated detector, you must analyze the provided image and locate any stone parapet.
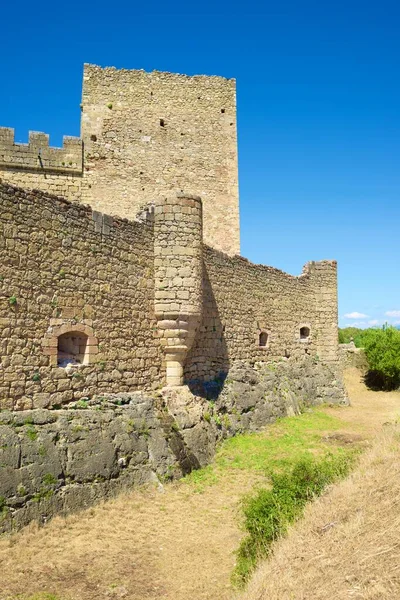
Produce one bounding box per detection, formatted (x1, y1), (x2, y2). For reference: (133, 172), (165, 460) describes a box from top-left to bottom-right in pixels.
(0, 128), (83, 174)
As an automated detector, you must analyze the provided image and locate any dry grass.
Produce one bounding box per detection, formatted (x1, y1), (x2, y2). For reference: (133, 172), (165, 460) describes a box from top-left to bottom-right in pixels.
(240, 425), (400, 600)
(0, 465), (265, 600)
(0, 368), (399, 600)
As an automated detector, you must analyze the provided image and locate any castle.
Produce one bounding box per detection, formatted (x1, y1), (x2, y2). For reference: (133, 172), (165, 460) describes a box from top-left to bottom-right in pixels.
(0, 63), (339, 408)
(0, 64), (344, 532)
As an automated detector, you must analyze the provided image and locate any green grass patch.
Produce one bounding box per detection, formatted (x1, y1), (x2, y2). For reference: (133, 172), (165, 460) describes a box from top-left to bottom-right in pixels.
(233, 452), (356, 587)
(183, 410), (351, 492)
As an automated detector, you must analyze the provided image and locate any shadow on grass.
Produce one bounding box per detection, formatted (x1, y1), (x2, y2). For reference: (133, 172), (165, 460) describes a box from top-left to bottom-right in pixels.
(364, 370), (400, 392)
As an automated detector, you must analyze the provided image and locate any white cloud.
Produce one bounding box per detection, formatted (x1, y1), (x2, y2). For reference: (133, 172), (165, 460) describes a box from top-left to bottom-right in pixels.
(368, 320), (380, 326)
(344, 312), (369, 319)
(386, 310), (400, 318)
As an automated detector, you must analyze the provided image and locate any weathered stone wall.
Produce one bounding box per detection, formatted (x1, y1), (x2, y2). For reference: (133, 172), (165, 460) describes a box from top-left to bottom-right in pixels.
(0, 128), (82, 202)
(0, 359), (347, 533)
(339, 343), (368, 371)
(0, 183), (163, 410)
(0, 183), (339, 409)
(80, 64), (239, 255)
(0, 65), (239, 255)
(154, 194), (203, 385)
(185, 247), (339, 382)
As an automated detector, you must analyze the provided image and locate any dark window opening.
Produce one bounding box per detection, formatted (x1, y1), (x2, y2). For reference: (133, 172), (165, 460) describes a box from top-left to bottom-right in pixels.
(259, 331), (268, 347)
(58, 331), (89, 367)
(300, 326), (310, 340)
(160, 119), (165, 127)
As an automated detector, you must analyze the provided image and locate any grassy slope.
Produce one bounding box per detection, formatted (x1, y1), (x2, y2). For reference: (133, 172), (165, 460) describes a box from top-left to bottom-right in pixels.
(184, 410), (356, 491)
(240, 424), (400, 600)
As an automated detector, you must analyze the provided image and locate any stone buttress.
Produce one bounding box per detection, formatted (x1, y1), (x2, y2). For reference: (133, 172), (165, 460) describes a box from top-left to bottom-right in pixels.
(153, 194), (203, 385)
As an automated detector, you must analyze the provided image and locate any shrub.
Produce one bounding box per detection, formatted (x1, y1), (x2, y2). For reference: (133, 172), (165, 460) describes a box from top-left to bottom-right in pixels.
(233, 453), (354, 586)
(362, 325), (400, 390)
(338, 327), (371, 347)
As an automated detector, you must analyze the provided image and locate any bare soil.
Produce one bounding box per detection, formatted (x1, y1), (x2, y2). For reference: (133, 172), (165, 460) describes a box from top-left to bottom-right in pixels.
(0, 368), (399, 600)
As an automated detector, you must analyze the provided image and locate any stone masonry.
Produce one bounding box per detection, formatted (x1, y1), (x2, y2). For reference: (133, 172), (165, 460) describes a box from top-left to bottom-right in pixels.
(0, 181), (339, 409)
(0, 359), (347, 533)
(0, 62), (344, 530)
(0, 64), (239, 256)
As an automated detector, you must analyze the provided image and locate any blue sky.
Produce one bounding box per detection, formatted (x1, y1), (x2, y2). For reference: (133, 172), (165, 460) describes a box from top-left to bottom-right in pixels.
(1, 1), (399, 328)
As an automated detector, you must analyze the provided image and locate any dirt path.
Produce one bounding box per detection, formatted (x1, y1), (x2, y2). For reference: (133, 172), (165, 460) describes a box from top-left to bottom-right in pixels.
(0, 368), (399, 600)
(325, 367), (400, 435)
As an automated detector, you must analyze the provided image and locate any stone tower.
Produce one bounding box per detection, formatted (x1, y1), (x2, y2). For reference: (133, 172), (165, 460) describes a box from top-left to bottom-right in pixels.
(81, 64), (240, 255)
(0, 64), (240, 256)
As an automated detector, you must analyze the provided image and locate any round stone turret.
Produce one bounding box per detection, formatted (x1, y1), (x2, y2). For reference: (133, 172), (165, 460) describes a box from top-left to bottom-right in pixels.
(154, 193), (203, 385)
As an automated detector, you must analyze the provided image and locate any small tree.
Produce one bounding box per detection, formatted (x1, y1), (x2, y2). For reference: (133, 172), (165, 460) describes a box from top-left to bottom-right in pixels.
(362, 325), (400, 390)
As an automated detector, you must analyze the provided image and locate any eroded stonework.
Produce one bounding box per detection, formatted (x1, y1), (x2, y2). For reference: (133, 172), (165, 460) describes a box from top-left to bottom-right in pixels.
(0, 360), (347, 533)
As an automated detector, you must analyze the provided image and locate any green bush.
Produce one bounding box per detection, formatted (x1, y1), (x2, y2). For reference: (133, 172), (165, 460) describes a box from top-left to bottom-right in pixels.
(362, 326), (400, 390)
(233, 453), (354, 586)
(338, 326), (374, 347)
(338, 327), (362, 344)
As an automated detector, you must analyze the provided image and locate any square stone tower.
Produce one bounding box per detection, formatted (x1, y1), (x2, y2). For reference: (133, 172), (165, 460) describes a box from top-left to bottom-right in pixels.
(80, 64), (240, 255)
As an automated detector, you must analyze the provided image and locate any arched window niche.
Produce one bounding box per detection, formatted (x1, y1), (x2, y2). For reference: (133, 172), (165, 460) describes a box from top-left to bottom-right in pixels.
(58, 331), (89, 367)
(299, 325), (311, 342)
(42, 323), (98, 367)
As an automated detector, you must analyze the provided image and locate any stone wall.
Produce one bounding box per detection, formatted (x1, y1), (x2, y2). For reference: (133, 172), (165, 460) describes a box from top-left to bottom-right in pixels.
(339, 343), (368, 371)
(0, 183), (340, 410)
(0, 128), (82, 202)
(185, 247), (339, 382)
(0, 359), (347, 533)
(0, 183), (163, 410)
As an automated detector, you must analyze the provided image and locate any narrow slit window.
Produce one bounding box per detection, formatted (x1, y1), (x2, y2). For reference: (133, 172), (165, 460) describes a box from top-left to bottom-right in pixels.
(259, 331), (268, 347)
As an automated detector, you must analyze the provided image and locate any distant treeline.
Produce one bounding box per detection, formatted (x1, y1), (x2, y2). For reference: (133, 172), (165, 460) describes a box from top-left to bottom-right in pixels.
(339, 327), (369, 346)
(339, 324), (400, 390)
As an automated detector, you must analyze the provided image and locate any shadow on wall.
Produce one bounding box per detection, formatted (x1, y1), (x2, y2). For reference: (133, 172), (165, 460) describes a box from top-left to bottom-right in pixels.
(184, 264), (229, 399)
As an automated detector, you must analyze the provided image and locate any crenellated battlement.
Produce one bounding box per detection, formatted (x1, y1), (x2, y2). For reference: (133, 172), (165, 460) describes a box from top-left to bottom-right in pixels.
(0, 127), (83, 174)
